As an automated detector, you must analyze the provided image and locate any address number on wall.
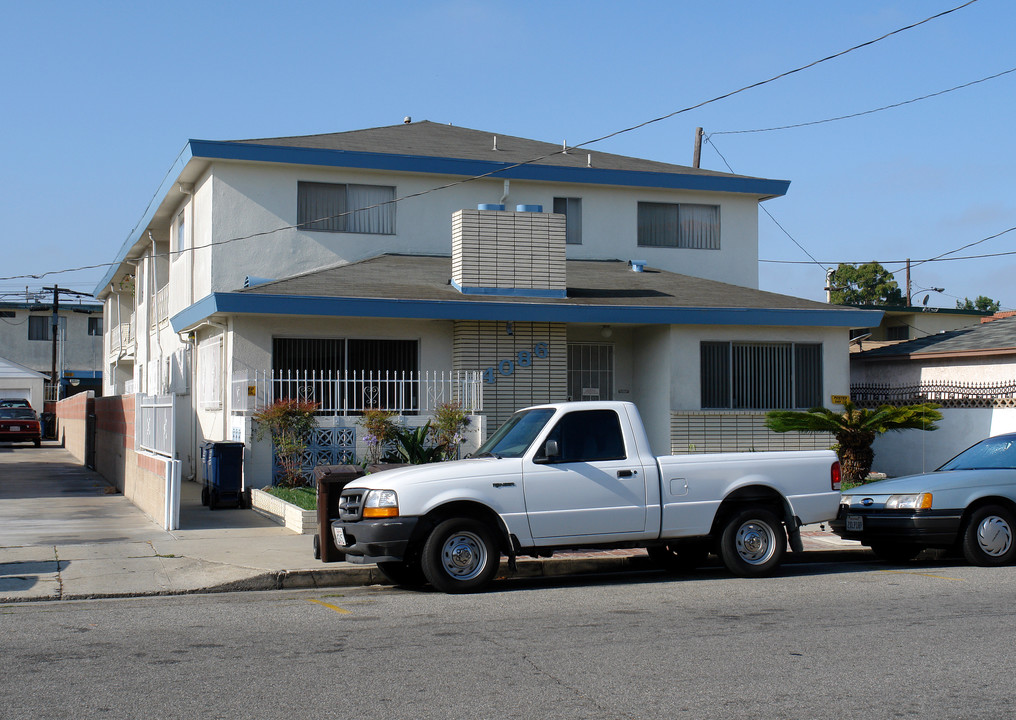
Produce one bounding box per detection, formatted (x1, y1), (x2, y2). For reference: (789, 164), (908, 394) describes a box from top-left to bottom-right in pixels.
(483, 342), (549, 384)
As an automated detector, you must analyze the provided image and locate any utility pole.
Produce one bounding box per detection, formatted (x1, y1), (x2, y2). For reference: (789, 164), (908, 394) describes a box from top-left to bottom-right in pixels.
(905, 259), (912, 306)
(41, 285), (93, 400)
(692, 127), (704, 168)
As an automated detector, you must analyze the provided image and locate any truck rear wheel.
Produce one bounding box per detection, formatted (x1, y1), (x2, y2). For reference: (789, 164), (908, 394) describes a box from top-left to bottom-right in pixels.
(719, 508), (785, 578)
(421, 518), (500, 593)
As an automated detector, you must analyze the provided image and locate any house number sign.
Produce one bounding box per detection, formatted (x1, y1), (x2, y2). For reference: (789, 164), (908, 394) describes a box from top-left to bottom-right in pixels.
(483, 342), (549, 384)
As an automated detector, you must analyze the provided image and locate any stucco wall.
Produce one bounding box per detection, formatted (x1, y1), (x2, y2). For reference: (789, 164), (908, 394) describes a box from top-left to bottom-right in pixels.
(200, 161), (764, 295)
(870, 407), (1016, 478)
(852, 355), (1016, 386)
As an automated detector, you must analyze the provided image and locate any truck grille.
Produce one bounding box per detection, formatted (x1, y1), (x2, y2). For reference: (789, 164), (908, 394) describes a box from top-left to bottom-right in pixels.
(338, 489), (365, 521)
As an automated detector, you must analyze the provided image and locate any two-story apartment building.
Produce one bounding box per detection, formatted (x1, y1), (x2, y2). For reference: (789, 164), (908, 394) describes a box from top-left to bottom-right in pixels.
(0, 296), (103, 407)
(94, 121), (878, 486)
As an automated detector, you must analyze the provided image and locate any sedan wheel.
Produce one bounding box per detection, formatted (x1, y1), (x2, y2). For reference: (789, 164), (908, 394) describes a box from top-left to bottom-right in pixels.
(962, 505), (1016, 566)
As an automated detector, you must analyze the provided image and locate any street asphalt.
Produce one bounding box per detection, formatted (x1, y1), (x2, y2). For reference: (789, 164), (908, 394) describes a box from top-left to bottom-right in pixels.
(0, 443), (867, 603)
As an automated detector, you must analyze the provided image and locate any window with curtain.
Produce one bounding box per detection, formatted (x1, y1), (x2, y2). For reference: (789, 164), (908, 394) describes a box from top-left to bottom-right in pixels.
(553, 197), (582, 245)
(28, 316), (64, 341)
(700, 341), (823, 410)
(297, 181), (396, 234)
(637, 202), (720, 249)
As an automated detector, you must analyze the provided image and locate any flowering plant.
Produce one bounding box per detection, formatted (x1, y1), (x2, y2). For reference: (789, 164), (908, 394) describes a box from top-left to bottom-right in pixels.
(358, 409), (399, 465)
(252, 399), (318, 486)
(429, 402), (471, 461)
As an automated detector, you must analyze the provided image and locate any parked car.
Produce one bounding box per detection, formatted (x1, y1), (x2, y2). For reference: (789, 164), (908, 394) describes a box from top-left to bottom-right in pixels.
(832, 433), (1016, 565)
(0, 407), (42, 447)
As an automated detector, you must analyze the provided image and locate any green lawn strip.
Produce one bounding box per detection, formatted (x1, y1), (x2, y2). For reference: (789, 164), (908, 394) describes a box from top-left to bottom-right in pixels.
(264, 485), (317, 510)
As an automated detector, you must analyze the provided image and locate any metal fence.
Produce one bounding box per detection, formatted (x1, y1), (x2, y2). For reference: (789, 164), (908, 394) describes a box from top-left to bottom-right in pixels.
(232, 369), (483, 415)
(851, 381), (1016, 408)
(136, 393), (175, 458)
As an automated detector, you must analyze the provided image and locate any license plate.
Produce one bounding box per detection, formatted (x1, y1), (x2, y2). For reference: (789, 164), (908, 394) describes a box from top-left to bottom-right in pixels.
(9, 426), (20, 432)
(333, 527), (346, 546)
(846, 515), (863, 532)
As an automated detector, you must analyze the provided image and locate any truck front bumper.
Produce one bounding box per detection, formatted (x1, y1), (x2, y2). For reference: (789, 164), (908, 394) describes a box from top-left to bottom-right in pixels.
(331, 517), (419, 564)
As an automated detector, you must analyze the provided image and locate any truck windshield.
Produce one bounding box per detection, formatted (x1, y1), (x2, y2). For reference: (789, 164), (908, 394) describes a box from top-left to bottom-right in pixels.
(473, 408), (555, 459)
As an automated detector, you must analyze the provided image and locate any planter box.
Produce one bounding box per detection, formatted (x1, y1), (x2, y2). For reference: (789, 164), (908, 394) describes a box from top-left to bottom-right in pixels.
(250, 488), (317, 535)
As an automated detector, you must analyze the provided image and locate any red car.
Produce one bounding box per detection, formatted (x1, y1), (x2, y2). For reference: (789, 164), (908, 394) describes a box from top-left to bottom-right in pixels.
(0, 407), (42, 447)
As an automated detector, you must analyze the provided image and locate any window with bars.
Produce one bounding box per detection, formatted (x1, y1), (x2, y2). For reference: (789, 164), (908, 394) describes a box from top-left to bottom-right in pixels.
(297, 181), (396, 234)
(637, 202), (720, 249)
(700, 341), (822, 410)
(567, 344), (614, 402)
(553, 197), (582, 245)
(272, 337), (418, 413)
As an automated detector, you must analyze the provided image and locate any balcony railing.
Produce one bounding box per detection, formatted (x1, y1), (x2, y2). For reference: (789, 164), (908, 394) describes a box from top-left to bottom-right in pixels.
(232, 369), (483, 416)
(109, 321), (136, 358)
(155, 285), (170, 326)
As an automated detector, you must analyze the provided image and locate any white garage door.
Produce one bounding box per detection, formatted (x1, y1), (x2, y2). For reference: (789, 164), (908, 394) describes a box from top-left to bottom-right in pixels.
(0, 388), (32, 403)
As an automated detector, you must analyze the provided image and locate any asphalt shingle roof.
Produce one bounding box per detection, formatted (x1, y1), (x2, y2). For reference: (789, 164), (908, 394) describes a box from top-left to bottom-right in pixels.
(855, 315), (1016, 359)
(229, 120), (772, 182)
(239, 254), (839, 312)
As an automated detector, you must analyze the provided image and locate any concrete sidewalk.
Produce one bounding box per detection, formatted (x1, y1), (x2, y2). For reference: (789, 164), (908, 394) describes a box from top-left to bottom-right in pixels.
(0, 445), (866, 603)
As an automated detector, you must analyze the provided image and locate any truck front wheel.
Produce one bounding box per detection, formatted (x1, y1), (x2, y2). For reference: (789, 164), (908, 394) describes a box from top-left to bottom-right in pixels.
(421, 518), (500, 593)
(719, 508), (785, 578)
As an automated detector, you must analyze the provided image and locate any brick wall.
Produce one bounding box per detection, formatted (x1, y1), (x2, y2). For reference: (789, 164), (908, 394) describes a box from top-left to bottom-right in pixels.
(54, 392), (94, 464)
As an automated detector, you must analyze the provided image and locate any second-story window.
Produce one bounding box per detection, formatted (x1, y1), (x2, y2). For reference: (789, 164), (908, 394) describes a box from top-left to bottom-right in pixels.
(553, 197), (582, 245)
(637, 202), (720, 249)
(28, 316), (65, 341)
(297, 181), (396, 234)
(88, 317), (103, 336)
(176, 210), (186, 254)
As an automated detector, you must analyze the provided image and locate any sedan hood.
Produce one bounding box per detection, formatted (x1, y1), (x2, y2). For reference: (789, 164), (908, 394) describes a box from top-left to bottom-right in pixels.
(846, 469), (1004, 495)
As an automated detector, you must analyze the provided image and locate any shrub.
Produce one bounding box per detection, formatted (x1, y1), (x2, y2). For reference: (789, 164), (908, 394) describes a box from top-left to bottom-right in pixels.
(429, 402), (471, 461)
(252, 399), (318, 487)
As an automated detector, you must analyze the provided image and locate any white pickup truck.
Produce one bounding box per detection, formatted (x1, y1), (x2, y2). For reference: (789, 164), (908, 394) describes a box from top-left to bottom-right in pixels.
(332, 401), (841, 592)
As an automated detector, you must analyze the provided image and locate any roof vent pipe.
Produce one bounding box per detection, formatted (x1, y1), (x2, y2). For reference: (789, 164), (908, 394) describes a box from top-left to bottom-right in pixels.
(628, 260), (647, 273)
(492, 135), (498, 151)
(587, 154), (592, 167)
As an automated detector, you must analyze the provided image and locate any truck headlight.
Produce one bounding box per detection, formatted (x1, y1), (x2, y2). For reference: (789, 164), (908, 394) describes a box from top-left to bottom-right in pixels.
(886, 493), (932, 510)
(363, 489), (399, 518)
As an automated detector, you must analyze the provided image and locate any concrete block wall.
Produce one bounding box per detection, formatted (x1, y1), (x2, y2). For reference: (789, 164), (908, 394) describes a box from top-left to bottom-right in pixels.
(94, 394), (170, 528)
(54, 392), (94, 464)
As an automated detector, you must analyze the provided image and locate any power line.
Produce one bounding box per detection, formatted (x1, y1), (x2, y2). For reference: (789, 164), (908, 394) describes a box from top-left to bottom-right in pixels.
(0, 0), (979, 285)
(710, 66), (1016, 136)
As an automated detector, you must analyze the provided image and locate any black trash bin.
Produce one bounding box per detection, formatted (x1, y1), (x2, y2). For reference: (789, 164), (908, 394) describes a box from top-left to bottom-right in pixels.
(40, 412), (56, 440)
(201, 441), (245, 510)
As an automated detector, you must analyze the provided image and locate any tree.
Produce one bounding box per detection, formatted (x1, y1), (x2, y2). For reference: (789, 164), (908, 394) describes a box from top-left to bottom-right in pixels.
(828, 262), (904, 306)
(956, 296), (1000, 313)
(765, 401), (942, 484)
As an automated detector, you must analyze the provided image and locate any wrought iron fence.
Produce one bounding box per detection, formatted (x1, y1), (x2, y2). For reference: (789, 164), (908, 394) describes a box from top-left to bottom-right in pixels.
(232, 369), (483, 415)
(850, 381), (1016, 408)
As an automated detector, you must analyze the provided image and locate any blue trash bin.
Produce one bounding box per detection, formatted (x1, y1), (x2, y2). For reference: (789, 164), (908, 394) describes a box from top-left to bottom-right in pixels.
(201, 441), (245, 510)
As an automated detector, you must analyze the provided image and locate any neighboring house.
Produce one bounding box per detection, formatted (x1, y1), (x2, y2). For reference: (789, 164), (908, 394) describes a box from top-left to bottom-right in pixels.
(93, 120), (878, 487)
(851, 314), (1016, 477)
(847, 304), (988, 345)
(0, 298), (104, 400)
(0, 356), (47, 411)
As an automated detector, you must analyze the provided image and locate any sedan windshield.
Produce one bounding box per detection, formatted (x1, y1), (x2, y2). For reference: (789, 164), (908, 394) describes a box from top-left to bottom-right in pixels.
(939, 436), (1016, 471)
(473, 408), (555, 459)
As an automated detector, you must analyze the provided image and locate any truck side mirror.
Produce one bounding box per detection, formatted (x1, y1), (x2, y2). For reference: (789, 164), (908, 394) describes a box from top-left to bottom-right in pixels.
(543, 439), (560, 459)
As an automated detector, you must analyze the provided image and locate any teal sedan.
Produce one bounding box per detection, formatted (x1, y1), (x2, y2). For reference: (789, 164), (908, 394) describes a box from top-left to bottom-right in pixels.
(831, 433), (1016, 565)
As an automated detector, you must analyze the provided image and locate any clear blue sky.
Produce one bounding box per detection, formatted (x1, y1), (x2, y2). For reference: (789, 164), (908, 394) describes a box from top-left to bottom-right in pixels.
(2, 0), (1013, 310)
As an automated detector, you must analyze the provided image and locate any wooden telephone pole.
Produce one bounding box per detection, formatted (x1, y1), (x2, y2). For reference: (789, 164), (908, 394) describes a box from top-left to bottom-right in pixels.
(41, 285), (93, 400)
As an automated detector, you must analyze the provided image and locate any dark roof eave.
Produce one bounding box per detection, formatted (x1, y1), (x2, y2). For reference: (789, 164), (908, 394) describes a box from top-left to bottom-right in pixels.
(187, 140), (790, 197)
(171, 292), (878, 334)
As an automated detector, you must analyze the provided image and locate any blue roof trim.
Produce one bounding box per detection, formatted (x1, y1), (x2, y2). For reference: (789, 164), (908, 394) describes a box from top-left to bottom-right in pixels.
(94, 144), (195, 296)
(170, 292), (881, 333)
(188, 140), (790, 197)
(449, 279), (567, 299)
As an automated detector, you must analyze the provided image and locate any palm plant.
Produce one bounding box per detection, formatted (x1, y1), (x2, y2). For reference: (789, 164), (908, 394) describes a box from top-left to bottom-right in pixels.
(765, 401), (942, 484)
